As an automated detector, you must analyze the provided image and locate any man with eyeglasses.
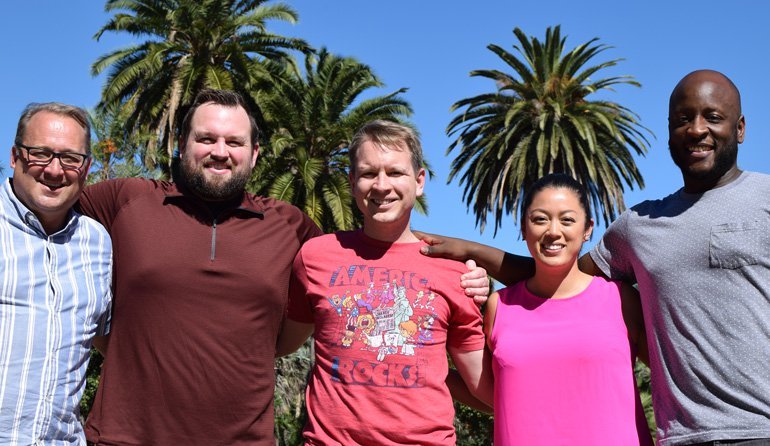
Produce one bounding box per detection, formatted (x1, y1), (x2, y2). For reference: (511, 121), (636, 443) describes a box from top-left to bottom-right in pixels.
(0, 102), (112, 445)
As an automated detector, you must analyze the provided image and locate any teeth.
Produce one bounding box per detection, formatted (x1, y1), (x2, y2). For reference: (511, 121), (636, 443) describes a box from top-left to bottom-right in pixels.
(372, 199), (394, 205)
(688, 146), (712, 152)
(544, 244), (564, 250)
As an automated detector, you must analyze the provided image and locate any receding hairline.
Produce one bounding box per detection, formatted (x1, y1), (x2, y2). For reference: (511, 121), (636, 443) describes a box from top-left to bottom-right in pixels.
(15, 102), (92, 153)
(669, 69), (742, 113)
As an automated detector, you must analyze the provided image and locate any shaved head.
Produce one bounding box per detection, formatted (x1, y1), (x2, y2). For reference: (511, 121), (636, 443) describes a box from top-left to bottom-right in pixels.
(669, 70), (741, 118)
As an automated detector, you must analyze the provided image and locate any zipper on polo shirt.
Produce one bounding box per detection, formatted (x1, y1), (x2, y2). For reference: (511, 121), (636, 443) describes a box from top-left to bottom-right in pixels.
(210, 218), (217, 261)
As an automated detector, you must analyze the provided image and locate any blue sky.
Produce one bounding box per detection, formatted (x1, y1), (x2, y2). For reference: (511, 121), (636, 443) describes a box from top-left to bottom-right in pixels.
(2, 1), (769, 257)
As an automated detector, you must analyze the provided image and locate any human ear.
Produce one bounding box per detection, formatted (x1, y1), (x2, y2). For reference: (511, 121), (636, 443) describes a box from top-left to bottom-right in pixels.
(583, 218), (595, 241)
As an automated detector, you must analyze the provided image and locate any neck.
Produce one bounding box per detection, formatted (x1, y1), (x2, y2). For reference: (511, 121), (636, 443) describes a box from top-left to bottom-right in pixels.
(362, 221), (418, 243)
(526, 261), (591, 299)
(38, 214), (68, 235)
(204, 198), (241, 216)
(683, 166), (742, 193)
(9, 179), (67, 235)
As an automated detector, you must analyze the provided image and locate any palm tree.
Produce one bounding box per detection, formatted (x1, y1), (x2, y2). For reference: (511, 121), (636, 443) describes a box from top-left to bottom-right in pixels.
(252, 48), (414, 232)
(88, 105), (158, 184)
(92, 0), (310, 175)
(447, 26), (651, 234)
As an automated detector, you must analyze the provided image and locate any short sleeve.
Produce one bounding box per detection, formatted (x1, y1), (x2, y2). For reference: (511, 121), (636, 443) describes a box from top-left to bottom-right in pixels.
(78, 178), (155, 233)
(444, 268), (485, 352)
(590, 210), (636, 283)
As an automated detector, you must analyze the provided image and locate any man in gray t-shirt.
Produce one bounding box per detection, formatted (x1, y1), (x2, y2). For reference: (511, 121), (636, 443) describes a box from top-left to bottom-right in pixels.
(591, 171), (770, 445)
(589, 70), (770, 445)
(417, 70), (770, 445)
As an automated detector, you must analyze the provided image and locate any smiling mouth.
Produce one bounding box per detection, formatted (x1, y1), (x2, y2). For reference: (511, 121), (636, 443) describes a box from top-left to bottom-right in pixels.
(372, 198), (395, 206)
(542, 243), (565, 252)
(204, 161), (231, 172)
(687, 145), (713, 153)
(40, 181), (65, 191)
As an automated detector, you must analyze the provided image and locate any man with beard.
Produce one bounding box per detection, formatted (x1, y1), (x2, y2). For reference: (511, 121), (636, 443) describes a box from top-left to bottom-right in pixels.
(417, 70), (770, 444)
(79, 89), (488, 445)
(78, 89), (323, 445)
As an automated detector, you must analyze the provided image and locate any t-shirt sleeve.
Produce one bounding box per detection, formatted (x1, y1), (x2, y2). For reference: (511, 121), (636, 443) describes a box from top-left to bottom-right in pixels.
(276, 201), (323, 244)
(444, 265), (485, 352)
(77, 178), (148, 233)
(590, 210), (636, 283)
(287, 248), (315, 323)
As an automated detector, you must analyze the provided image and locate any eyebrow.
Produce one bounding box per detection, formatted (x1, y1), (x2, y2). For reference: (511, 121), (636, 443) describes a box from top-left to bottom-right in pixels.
(18, 143), (87, 154)
(528, 208), (578, 215)
(193, 131), (247, 142)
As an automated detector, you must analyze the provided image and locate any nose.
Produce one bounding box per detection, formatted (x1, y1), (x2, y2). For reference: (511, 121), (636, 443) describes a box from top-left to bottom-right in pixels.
(210, 140), (228, 158)
(545, 220), (561, 237)
(42, 157), (66, 178)
(372, 172), (391, 191)
(686, 115), (708, 139)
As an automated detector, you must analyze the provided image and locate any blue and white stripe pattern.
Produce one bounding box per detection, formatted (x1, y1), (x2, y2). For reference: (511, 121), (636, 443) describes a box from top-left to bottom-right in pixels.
(0, 179), (112, 445)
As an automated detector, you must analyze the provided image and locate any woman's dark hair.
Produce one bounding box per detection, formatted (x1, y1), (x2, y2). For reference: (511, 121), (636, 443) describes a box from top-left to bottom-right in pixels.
(520, 173), (592, 231)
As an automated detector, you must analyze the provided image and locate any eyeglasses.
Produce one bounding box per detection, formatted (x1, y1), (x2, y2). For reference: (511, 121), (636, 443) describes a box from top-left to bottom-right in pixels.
(15, 143), (90, 169)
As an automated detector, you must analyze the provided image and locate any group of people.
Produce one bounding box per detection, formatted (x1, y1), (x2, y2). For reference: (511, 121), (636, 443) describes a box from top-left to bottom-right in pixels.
(418, 70), (770, 445)
(0, 89), (487, 445)
(1, 69), (768, 446)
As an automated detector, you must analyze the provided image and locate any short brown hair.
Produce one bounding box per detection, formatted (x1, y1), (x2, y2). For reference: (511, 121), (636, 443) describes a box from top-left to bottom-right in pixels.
(348, 120), (424, 174)
(179, 89), (260, 148)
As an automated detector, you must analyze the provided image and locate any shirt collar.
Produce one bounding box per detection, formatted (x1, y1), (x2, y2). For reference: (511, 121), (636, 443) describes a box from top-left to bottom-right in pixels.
(161, 181), (264, 218)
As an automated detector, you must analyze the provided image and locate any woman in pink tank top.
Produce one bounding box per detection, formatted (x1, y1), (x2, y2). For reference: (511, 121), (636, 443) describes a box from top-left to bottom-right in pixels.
(477, 174), (653, 445)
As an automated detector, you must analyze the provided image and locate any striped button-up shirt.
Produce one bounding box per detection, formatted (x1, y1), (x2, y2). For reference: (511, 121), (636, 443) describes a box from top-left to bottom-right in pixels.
(0, 179), (112, 445)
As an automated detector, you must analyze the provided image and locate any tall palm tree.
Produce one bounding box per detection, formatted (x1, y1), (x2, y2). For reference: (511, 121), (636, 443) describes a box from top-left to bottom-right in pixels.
(252, 48), (414, 232)
(92, 0), (310, 175)
(447, 26), (651, 233)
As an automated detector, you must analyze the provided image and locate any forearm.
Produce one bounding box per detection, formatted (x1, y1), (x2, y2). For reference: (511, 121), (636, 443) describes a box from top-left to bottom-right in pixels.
(446, 368), (493, 413)
(416, 230), (534, 286)
(276, 319), (314, 357)
(466, 243), (534, 286)
(92, 335), (109, 356)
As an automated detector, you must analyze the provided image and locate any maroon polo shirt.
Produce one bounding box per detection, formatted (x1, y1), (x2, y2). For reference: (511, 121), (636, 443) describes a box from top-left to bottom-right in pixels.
(78, 178), (321, 445)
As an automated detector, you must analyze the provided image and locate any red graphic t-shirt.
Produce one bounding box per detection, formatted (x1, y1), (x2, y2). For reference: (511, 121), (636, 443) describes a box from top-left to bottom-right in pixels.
(288, 230), (484, 446)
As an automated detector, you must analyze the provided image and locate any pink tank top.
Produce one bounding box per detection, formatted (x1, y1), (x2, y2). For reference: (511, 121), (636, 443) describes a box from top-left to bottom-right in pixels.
(490, 276), (652, 445)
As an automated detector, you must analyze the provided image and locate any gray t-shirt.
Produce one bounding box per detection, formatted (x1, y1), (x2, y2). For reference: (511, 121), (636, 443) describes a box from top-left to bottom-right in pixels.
(591, 171), (770, 445)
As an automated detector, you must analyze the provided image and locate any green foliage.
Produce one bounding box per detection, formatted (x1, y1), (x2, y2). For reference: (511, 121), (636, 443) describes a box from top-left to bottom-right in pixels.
(274, 341), (313, 445)
(454, 403), (494, 445)
(79, 349), (103, 423)
(92, 0), (310, 175)
(635, 359), (657, 439)
(88, 105), (161, 183)
(252, 48), (414, 232)
(447, 25), (651, 234)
